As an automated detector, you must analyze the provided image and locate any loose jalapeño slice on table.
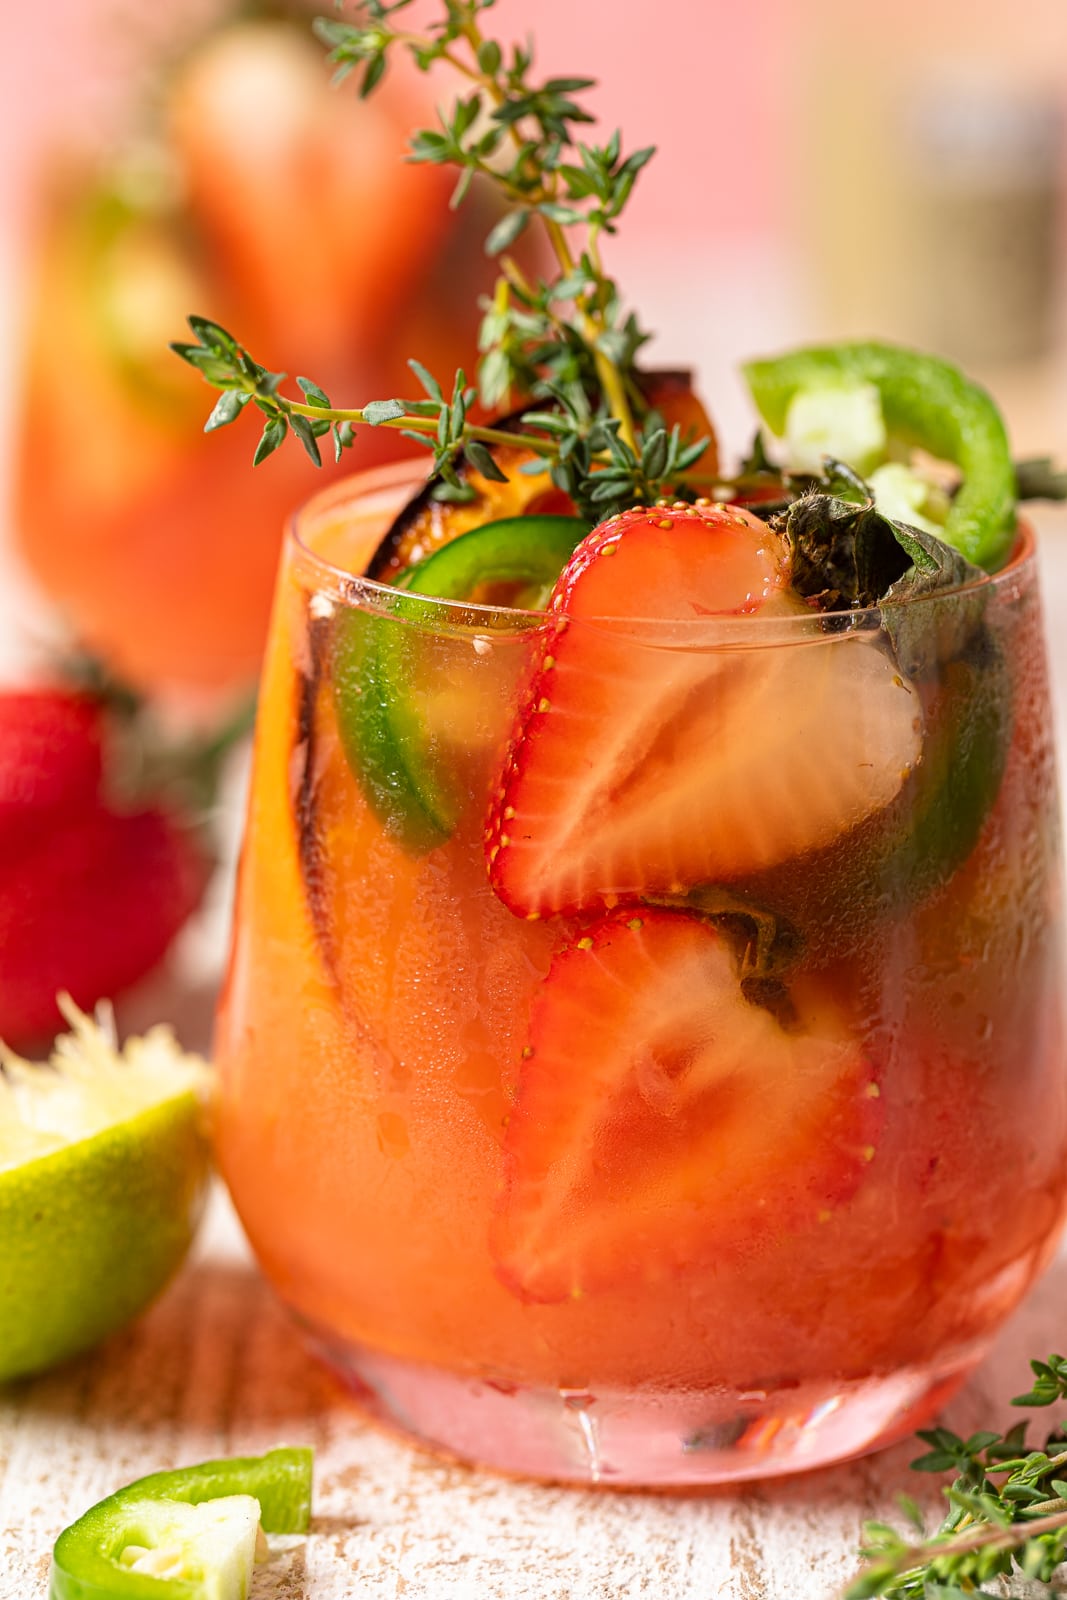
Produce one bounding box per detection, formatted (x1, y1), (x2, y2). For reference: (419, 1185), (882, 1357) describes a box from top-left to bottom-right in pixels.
(50, 1448), (313, 1600)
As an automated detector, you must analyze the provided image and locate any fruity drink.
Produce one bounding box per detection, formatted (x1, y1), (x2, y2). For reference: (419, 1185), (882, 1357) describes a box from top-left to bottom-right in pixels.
(215, 458), (1067, 1486)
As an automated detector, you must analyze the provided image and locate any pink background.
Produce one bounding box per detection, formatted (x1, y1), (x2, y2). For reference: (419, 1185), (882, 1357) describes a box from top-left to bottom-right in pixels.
(2, 0), (1066, 452)
(1, 0), (788, 240)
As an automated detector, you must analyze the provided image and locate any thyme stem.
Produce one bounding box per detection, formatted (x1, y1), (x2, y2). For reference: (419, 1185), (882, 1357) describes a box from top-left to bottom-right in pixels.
(175, 4), (693, 517)
(458, 8), (638, 451)
(284, 398), (554, 457)
(842, 1509), (1067, 1598)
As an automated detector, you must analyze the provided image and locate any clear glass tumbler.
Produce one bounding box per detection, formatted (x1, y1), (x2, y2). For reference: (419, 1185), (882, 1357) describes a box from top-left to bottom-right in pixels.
(215, 461), (1067, 1485)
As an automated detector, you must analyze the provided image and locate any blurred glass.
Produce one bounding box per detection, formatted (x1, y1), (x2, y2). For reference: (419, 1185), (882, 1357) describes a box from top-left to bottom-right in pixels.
(900, 72), (1062, 366)
(10, 2), (530, 702)
(788, 1), (1067, 383)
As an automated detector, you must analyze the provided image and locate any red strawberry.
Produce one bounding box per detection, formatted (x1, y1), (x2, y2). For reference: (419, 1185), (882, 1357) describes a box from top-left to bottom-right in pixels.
(490, 908), (880, 1304)
(0, 688), (210, 1045)
(485, 501), (922, 917)
(0, 805), (207, 1045)
(0, 690), (103, 853)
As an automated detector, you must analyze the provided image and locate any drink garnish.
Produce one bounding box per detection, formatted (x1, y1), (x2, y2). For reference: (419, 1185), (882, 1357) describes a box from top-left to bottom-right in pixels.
(743, 342), (1017, 570)
(168, 4), (1066, 577)
(484, 501), (923, 917)
(167, 4), (1049, 556)
(332, 512), (588, 851)
(362, 371), (715, 582)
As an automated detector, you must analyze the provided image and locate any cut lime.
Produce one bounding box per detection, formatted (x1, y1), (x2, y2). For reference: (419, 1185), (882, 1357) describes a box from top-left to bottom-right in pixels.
(0, 1000), (211, 1382)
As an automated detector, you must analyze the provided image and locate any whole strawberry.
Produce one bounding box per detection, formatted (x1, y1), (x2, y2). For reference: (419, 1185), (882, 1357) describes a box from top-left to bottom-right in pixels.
(0, 689), (209, 1045)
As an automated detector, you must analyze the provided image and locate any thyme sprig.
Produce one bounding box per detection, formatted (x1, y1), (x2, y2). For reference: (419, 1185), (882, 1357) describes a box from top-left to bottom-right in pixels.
(172, 314), (710, 520)
(312, 0), (652, 438)
(171, 0), (712, 521)
(843, 1355), (1067, 1598)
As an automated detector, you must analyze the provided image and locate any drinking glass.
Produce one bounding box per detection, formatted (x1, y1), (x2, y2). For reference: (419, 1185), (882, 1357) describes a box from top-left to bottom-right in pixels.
(215, 460), (1067, 1485)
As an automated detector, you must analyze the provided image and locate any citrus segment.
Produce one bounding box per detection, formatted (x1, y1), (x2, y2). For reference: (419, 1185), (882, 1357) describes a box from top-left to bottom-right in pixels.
(0, 1002), (210, 1382)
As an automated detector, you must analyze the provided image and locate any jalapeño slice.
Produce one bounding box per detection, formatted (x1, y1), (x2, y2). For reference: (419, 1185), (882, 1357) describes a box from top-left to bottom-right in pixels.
(743, 341), (1016, 571)
(333, 514), (588, 854)
(49, 1447), (313, 1600)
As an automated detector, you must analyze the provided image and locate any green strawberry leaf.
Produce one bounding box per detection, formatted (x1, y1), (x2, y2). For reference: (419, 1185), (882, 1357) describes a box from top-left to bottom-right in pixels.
(775, 489), (910, 610)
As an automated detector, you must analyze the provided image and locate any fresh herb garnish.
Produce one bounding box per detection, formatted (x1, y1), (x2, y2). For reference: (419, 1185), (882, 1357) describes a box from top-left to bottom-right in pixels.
(168, 5), (1067, 544)
(842, 1355), (1067, 1598)
(170, 0), (715, 521)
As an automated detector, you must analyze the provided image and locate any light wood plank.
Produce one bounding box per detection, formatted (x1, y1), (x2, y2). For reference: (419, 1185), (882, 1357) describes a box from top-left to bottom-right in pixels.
(5, 1185), (1067, 1599)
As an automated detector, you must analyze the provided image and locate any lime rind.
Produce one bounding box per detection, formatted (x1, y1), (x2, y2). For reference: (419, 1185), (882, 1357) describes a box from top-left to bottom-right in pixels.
(0, 1001), (212, 1383)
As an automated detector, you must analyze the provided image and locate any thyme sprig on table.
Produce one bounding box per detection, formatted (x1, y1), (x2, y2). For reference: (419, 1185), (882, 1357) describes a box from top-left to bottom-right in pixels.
(171, 0), (713, 521)
(843, 1356), (1067, 1598)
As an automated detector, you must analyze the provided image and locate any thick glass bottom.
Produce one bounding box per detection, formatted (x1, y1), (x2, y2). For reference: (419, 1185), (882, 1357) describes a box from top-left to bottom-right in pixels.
(304, 1322), (979, 1486)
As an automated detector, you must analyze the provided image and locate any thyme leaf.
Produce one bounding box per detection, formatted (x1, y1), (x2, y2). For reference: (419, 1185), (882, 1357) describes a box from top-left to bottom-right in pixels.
(172, 0), (724, 520)
(842, 1355), (1067, 1598)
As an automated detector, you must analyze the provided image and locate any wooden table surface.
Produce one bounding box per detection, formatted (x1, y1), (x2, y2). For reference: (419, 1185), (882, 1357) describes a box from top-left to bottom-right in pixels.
(3, 1180), (1067, 1600)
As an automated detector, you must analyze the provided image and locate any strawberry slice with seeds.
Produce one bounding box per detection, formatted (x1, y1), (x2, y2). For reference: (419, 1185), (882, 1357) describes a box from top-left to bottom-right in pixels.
(490, 908), (880, 1304)
(485, 502), (922, 916)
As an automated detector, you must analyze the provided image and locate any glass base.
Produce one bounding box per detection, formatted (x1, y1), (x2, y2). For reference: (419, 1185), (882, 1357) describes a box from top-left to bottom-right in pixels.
(305, 1324), (977, 1486)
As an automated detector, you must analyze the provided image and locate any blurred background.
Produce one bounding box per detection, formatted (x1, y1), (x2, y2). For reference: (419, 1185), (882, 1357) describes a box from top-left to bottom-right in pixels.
(0, 0), (1065, 1041)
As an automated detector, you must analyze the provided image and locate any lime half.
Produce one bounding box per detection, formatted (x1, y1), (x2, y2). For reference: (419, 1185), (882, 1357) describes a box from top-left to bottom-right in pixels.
(0, 999), (210, 1382)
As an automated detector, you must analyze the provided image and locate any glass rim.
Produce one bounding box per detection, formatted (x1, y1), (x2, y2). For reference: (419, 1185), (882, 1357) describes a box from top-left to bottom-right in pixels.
(287, 457), (1037, 636)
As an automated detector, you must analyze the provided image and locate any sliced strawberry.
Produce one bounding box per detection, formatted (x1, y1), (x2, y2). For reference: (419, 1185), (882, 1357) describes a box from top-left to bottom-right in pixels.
(486, 502), (922, 916)
(490, 908), (880, 1304)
